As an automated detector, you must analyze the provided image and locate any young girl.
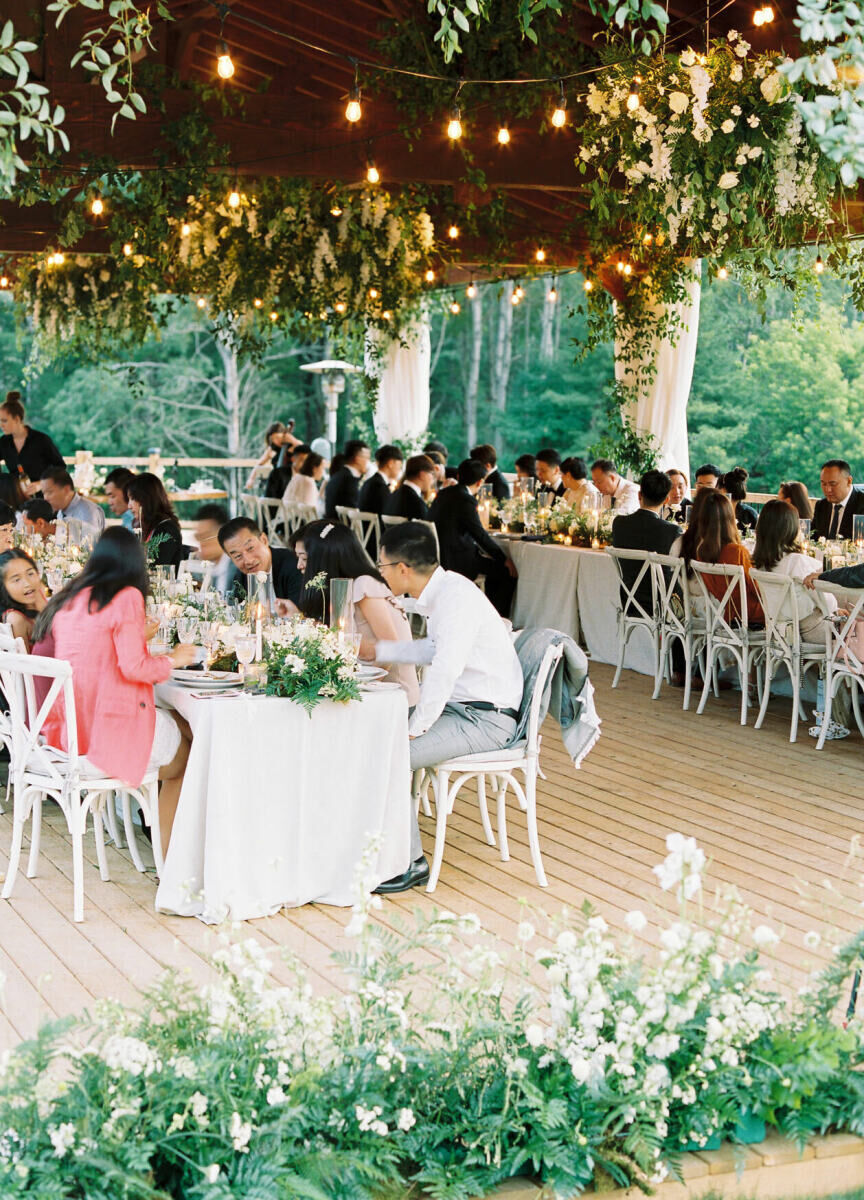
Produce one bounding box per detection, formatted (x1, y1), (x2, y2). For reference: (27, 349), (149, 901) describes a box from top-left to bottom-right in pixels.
(0, 549), (48, 650)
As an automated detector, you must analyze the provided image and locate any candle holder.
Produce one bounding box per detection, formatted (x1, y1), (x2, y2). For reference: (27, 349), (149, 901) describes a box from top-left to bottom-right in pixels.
(329, 577), (354, 642)
(854, 515), (864, 559)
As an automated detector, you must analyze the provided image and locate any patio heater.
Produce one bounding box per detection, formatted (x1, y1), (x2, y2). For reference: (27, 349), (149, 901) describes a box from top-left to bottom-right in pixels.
(299, 359), (361, 455)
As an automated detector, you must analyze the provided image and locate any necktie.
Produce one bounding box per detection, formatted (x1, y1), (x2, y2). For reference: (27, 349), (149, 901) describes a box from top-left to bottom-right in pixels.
(828, 503), (842, 539)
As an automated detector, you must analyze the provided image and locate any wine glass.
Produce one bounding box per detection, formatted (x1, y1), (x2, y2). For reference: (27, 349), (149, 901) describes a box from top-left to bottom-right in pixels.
(175, 617), (198, 646)
(198, 620), (219, 668)
(150, 624), (171, 657)
(234, 634), (256, 684)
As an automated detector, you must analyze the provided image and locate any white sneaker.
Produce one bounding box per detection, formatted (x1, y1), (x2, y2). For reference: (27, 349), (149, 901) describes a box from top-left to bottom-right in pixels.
(809, 720), (851, 740)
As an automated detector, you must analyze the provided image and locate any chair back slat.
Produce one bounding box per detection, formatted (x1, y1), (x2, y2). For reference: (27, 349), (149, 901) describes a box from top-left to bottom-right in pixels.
(0, 652), (79, 790)
(749, 569), (816, 653)
(257, 498), (287, 547)
(690, 560), (750, 640)
(813, 582), (864, 676)
(283, 503), (318, 536)
(650, 553), (695, 638)
(605, 547), (657, 626)
(525, 641), (566, 752)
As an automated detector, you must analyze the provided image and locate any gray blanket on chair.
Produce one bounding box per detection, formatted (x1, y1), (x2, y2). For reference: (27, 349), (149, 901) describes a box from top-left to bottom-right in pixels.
(512, 628), (601, 767)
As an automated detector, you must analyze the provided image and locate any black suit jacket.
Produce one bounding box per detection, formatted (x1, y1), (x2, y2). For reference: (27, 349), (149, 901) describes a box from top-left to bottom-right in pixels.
(430, 485), (507, 580)
(821, 562), (864, 588)
(324, 466), (360, 518)
(236, 547), (303, 607)
(485, 469), (510, 502)
(358, 472), (392, 516)
(812, 488), (864, 540)
(611, 508), (681, 613)
(385, 485), (429, 520)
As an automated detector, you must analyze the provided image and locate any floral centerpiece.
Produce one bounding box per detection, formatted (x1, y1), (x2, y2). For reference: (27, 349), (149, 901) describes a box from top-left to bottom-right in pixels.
(21, 534), (88, 589)
(550, 506), (616, 548)
(264, 619), (361, 712)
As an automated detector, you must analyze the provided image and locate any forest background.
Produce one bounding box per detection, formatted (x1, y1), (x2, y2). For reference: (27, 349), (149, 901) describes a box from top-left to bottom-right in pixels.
(0, 265), (862, 494)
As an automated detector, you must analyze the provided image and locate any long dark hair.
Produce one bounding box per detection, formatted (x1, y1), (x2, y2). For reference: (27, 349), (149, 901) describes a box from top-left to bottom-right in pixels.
(753, 498), (801, 570)
(680, 490), (739, 567)
(718, 465), (748, 505)
(0, 550), (41, 617)
(125, 473), (178, 541)
(778, 480), (812, 520)
(293, 519), (385, 620)
(33, 527), (149, 642)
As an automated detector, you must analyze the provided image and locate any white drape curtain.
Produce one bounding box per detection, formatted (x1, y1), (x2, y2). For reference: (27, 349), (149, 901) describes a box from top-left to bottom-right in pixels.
(365, 311), (431, 445)
(613, 262), (701, 485)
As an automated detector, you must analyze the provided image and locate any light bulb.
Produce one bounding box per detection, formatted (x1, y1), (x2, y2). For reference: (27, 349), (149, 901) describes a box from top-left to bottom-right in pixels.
(366, 164), (380, 184)
(627, 83), (640, 112)
(584, 279), (593, 292)
(717, 266), (728, 279)
(54, 252), (65, 265)
(91, 196), (104, 216)
(334, 301), (347, 313)
(449, 301), (460, 314)
(547, 287), (557, 303)
(217, 42), (234, 79)
(425, 269), (435, 283)
(447, 109), (463, 140)
(616, 260), (626, 273)
(448, 224), (459, 239)
(511, 292), (521, 306)
(551, 103), (566, 128)
(623, 263), (633, 276)
(535, 248), (546, 263)
(181, 222), (191, 236)
(228, 190), (240, 208)
(254, 298), (263, 308)
(368, 287), (379, 299)
(514, 284), (524, 299)
(466, 282), (477, 299)
(330, 205), (343, 216)
(122, 242), (132, 256)
(0, 276), (8, 288)
(497, 126), (510, 145)
(643, 232), (653, 245)
(345, 87), (362, 123)
(269, 311), (278, 321)
(382, 310), (392, 320)
(196, 297), (206, 309)
(815, 255), (825, 273)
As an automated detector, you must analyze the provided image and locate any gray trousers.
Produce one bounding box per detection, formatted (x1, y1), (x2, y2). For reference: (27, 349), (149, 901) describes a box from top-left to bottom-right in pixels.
(408, 703), (517, 861)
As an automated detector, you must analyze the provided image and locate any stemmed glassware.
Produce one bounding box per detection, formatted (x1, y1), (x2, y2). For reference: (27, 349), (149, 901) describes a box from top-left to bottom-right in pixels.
(198, 620), (219, 667)
(175, 617), (198, 646)
(235, 634), (257, 685)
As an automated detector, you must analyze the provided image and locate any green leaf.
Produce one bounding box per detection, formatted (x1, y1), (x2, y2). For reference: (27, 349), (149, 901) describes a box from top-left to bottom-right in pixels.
(0, 20), (13, 50)
(118, 102), (135, 119)
(452, 6), (470, 31)
(130, 91), (146, 112)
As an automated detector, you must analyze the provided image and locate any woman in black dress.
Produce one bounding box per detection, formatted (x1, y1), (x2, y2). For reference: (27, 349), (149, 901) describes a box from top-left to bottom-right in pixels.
(125, 473), (184, 567)
(0, 392), (65, 496)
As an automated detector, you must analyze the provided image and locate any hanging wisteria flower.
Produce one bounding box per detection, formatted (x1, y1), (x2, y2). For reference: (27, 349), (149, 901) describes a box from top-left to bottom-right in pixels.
(718, 171), (740, 188)
(669, 91), (690, 114)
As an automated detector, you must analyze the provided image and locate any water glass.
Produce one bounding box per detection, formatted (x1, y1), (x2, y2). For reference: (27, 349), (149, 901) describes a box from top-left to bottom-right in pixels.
(175, 617), (197, 645)
(799, 518), (811, 544)
(329, 577), (354, 640)
(234, 634), (257, 684)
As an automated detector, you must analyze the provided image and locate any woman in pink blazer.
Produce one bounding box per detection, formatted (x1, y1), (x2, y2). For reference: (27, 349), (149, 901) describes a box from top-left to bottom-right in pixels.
(33, 527), (197, 857)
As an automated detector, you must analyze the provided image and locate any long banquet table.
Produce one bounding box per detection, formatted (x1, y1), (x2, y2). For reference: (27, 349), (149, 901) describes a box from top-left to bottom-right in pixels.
(496, 538), (656, 675)
(154, 683), (411, 922)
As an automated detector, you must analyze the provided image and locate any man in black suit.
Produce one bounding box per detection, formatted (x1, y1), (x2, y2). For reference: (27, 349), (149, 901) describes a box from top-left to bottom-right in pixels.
(324, 439), (371, 518)
(470, 443), (510, 501)
(359, 444), (403, 515)
(811, 458), (864, 540)
(611, 469), (681, 614)
(535, 448), (566, 499)
(218, 516), (304, 607)
(424, 439), (458, 481)
(429, 459), (518, 616)
(384, 455), (436, 519)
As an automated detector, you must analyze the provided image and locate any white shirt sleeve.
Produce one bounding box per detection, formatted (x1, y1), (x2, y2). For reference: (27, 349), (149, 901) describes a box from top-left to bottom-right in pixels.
(407, 601), (483, 737)
(375, 637), (436, 666)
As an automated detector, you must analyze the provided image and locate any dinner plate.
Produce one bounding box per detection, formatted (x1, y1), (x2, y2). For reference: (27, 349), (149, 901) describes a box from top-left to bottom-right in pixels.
(360, 680), (402, 693)
(171, 669), (242, 686)
(356, 665), (387, 682)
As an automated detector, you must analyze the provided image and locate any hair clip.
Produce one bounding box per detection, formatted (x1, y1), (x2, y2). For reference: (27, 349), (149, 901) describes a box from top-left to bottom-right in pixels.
(320, 523), (334, 539)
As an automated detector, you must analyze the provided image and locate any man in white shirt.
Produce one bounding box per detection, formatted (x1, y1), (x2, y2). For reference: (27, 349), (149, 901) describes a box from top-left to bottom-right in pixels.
(193, 503), (239, 596)
(374, 521), (524, 893)
(40, 467), (106, 533)
(590, 458), (640, 516)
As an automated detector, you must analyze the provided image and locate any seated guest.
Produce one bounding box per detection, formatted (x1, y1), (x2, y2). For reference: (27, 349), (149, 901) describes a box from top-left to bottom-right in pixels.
(470, 444), (510, 501)
(0, 549), (48, 649)
(561, 457), (599, 510)
(0, 501), (16, 552)
(429, 459), (517, 617)
(590, 459), (640, 515)
(41, 467), (106, 534)
(752, 499), (835, 640)
(265, 439), (307, 501)
(126, 473), (183, 567)
(425, 450), (451, 490)
(359, 445), (403, 515)
(718, 466), (758, 532)
(664, 469), (690, 522)
(104, 467), (136, 529)
(514, 454), (537, 489)
(611, 470), (681, 614)
(679, 490), (764, 626)
(778, 480), (813, 521)
(385, 455), (436, 520)
(33, 528), (197, 857)
(218, 516), (303, 606)
(245, 421), (286, 489)
(22, 497), (55, 538)
(291, 520), (418, 703)
(0, 391), (65, 495)
(694, 463), (722, 491)
(535, 448), (565, 498)
(372, 522), (524, 893)
(192, 503), (238, 596)
(811, 458), (864, 541)
(324, 439), (371, 518)
(424, 439), (457, 480)
(283, 451), (325, 509)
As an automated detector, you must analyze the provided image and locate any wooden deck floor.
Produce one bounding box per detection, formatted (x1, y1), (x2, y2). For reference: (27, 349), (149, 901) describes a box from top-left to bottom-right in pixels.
(1, 662), (863, 1051)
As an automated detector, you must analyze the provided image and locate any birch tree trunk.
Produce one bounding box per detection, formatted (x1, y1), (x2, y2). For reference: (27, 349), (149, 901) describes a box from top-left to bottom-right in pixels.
(540, 286), (555, 361)
(214, 333), (241, 456)
(465, 288), (483, 448)
(490, 279), (513, 414)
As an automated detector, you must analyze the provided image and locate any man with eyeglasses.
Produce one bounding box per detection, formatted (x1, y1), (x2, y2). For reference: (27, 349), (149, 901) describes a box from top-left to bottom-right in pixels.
(192, 503), (238, 596)
(372, 520), (523, 894)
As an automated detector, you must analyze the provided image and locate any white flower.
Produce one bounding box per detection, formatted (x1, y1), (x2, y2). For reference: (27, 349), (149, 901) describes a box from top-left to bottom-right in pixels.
(49, 1123), (75, 1158)
(525, 1023), (545, 1048)
(625, 910), (647, 932)
(556, 930), (577, 953)
(748, 145), (763, 158)
(718, 171), (740, 189)
(203, 1164), (221, 1183)
(517, 921), (535, 943)
(229, 1111), (252, 1152)
(679, 49), (697, 67)
(189, 1092), (209, 1121)
(669, 91), (690, 114)
(735, 38), (750, 56)
(721, 119), (736, 133)
(376, 1054), (392, 1071)
(760, 72), (785, 103)
(171, 1056), (195, 1079)
(753, 925), (779, 949)
(397, 1108), (416, 1132)
(101, 1036), (158, 1077)
(266, 1085), (287, 1106)
(747, 114), (760, 128)
(731, 104), (742, 115)
(730, 64), (744, 82)
(804, 930), (821, 949)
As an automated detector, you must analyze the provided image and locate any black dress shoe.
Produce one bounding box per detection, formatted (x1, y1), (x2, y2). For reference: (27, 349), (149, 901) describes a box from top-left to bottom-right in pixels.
(373, 856), (430, 895)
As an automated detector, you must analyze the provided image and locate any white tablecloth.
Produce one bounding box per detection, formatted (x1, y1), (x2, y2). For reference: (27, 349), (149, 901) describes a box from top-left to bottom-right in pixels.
(498, 538), (656, 675)
(154, 684), (411, 922)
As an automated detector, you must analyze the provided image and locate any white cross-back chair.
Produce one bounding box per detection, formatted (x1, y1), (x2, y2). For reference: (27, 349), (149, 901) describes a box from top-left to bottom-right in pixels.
(749, 569), (828, 742)
(337, 507), (379, 553)
(282, 502), (318, 537)
(0, 624), (26, 813)
(414, 640), (564, 894)
(239, 493), (260, 522)
(651, 553), (707, 710)
(0, 651), (163, 922)
(690, 560), (767, 725)
(381, 514), (406, 529)
(812, 581), (864, 750)
(605, 547), (661, 691)
(257, 498), (288, 548)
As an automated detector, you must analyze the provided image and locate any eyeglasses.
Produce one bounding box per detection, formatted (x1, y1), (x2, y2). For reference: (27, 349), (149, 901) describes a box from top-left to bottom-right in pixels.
(376, 559), (405, 570)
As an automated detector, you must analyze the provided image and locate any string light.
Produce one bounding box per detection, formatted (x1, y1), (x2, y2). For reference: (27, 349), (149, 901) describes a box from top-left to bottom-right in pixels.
(254, 298), (263, 307)
(753, 5), (774, 24)
(196, 297), (206, 308)
(551, 82), (567, 127)
(51, 252), (65, 266)
(815, 254), (825, 273)
(627, 78), (641, 112)
(449, 300), (461, 314)
(181, 222), (191, 236)
(366, 162), (380, 184)
(466, 281), (477, 299)
(583, 279), (593, 292)
(228, 189), (241, 208)
(622, 263), (633, 276)
(717, 266), (728, 279)
(90, 195), (104, 216)
(122, 242), (132, 256)
(616, 259), (626, 273)
(497, 126), (510, 144)
(535, 248), (546, 263)
(448, 224), (460, 239)
(330, 204), (343, 216)
(217, 41), (235, 79)
(643, 232), (653, 245)
(447, 105), (463, 140)
(345, 87), (362, 123)
(514, 284), (525, 299)
(511, 291), (521, 306)
(334, 301), (347, 312)
(424, 268), (435, 283)
(547, 280), (558, 302)
(269, 310), (279, 321)
(382, 310), (392, 320)
(368, 287), (379, 299)
(0, 276), (8, 289)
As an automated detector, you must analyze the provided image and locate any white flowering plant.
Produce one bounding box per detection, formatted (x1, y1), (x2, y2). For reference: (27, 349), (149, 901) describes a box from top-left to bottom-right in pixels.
(1, 837), (863, 1198)
(264, 618), (362, 712)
